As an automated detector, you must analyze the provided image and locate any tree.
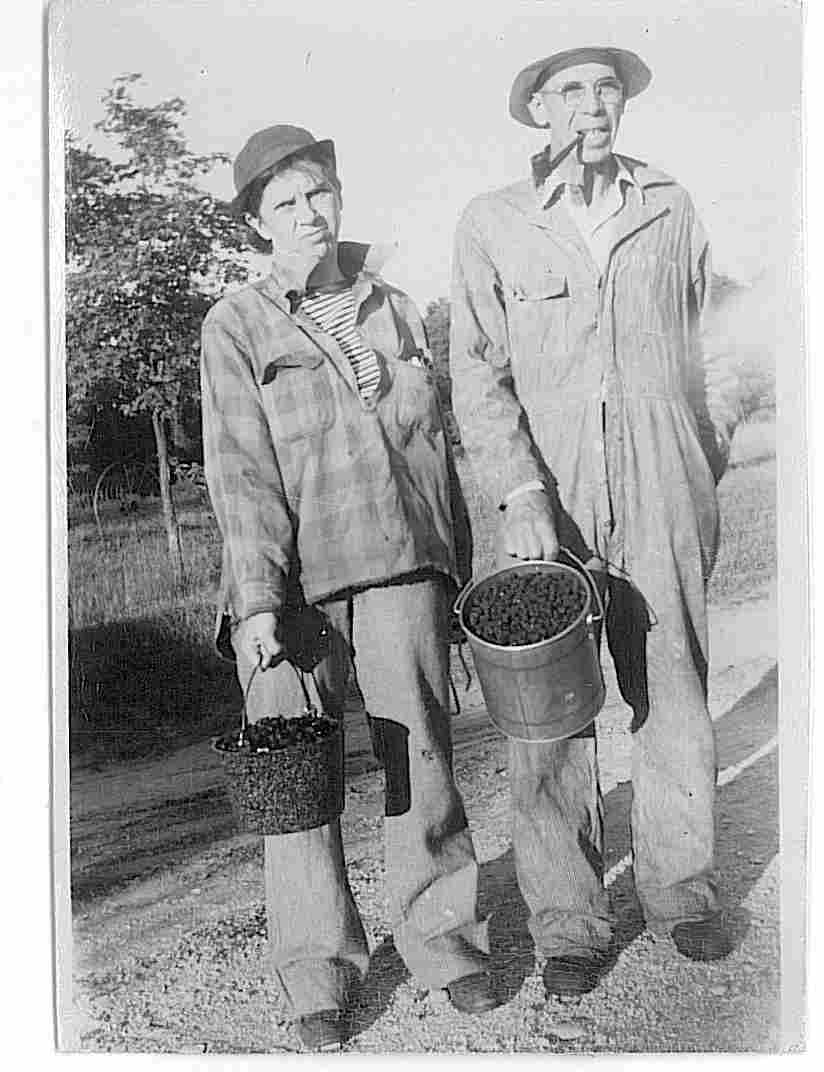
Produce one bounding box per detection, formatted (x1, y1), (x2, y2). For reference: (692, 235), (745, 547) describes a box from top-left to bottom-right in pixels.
(704, 272), (776, 425)
(708, 271), (746, 312)
(65, 75), (248, 573)
(423, 297), (451, 401)
(423, 297), (463, 449)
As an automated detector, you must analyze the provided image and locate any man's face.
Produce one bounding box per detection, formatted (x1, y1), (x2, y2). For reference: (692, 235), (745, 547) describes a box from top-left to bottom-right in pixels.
(528, 61), (624, 165)
(247, 161), (341, 266)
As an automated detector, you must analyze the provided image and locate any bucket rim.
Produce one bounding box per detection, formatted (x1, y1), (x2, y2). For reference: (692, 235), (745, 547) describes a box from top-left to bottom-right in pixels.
(456, 558), (593, 654)
(211, 722), (342, 758)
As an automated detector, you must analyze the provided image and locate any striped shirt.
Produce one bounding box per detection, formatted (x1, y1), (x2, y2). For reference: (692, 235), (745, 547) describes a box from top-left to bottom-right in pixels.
(299, 284), (382, 398)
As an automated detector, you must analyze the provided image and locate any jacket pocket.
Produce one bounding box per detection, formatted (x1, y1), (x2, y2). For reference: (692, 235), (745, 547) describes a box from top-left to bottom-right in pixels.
(511, 272), (569, 302)
(507, 272), (570, 360)
(260, 354), (336, 442)
(386, 356), (442, 444)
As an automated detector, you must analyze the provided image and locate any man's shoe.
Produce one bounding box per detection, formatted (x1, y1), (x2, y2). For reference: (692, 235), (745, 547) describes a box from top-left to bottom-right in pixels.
(445, 971), (503, 1014)
(295, 1009), (348, 1052)
(671, 916), (732, 962)
(542, 954), (607, 998)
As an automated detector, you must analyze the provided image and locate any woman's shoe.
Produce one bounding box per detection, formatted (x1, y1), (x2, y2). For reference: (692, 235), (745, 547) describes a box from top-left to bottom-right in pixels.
(671, 916), (732, 961)
(295, 1009), (349, 1052)
(542, 954), (608, 997)
(445, 971), (503, 1014)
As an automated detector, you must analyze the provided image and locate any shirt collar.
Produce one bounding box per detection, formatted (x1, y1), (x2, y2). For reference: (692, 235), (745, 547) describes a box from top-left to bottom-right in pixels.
(532, 147), (646, 209)
(613, 158), (644, 203)
(265, 241), (397, 310)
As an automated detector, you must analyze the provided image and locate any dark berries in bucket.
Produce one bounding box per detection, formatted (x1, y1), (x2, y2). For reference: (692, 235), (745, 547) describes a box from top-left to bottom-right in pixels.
(213, 715), (344, 835)
(465, 570), (587, 646)
(214, 714), (339, 754)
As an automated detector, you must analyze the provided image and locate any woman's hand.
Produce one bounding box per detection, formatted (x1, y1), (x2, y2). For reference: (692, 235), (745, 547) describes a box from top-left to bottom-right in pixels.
(234, 611), (285, 670)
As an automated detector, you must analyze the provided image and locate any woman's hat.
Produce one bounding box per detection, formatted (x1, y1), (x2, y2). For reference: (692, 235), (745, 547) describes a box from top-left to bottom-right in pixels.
(232, 125), (336, 215)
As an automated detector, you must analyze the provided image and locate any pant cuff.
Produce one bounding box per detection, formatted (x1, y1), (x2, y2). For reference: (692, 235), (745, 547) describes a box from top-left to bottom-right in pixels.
(638, 873), (720, 931)
(272, 955), (368, 1017)
(528, 909), (615, 959)
(394, 919), (491, 990)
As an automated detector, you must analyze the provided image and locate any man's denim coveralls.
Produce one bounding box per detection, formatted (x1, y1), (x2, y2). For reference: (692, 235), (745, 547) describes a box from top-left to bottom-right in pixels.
(450, 150), (736, 958)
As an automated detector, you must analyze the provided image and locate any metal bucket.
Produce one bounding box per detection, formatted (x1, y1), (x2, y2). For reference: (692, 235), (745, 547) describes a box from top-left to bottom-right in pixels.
(454, 551), (605, 743)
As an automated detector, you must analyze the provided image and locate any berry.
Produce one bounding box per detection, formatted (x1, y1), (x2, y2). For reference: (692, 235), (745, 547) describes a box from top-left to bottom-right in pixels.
(465, 571), (586, 646)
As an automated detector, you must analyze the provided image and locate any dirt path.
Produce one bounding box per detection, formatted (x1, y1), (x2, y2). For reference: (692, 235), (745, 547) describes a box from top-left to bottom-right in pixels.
(66, 585), (782, 1053)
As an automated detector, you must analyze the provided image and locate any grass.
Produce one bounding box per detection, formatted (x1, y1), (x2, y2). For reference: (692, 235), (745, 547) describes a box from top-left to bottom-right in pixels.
(69, 504), (222, 629)
(708, 416), (776, 604)
(708, 458), (776, 604)
(66, 417), (775, 766)
(68, 501), (236, 767)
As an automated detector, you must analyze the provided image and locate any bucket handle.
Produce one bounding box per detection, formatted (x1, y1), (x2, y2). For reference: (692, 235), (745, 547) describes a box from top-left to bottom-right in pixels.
(237, 654), (318, 747)
(558, 546), (605, 625)
(453, 548), (605, 625)
(453, 577), (474, 619)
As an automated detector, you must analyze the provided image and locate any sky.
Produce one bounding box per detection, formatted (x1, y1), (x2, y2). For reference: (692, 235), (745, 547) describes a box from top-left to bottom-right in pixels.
(52, 0), (803, 309)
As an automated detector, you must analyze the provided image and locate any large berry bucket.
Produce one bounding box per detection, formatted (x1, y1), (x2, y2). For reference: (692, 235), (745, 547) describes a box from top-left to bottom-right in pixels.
(454, 549), (606, 743)
(213, 663), (344, 835)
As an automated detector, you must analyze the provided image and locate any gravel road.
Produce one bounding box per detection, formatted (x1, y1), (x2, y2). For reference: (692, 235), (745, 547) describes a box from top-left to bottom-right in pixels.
(66, 588), (787, 1054)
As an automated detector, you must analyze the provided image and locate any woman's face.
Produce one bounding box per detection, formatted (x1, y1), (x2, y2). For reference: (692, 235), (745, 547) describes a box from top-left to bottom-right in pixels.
(246, 161), (342, 266)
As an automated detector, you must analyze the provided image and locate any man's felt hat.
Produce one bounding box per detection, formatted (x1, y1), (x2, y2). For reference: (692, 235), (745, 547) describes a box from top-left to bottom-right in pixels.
(232, 125), (337, 215)
(509, 46), (652, 127)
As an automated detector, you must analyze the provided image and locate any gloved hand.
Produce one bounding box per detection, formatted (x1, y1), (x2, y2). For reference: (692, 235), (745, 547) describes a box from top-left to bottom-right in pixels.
(283, 602), (331, 672)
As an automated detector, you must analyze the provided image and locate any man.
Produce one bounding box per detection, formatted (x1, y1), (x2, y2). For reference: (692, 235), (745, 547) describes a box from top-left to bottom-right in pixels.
(201, 126), (500, 1051)
(450, 47), (736, 999)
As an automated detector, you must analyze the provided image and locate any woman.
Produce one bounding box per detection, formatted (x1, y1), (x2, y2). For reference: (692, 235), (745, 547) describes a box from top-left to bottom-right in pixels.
(201, 125), (500, 1051)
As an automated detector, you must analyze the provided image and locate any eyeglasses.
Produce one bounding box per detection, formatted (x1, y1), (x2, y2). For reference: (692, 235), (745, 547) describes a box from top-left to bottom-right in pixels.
(540, 78), (624, 108)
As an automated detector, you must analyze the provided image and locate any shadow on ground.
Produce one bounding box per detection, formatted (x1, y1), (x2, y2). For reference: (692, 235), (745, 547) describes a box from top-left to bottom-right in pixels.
(350, 936), (411, 1035)
(712, 663), (779, 945)
(477, 848), (535, 998)
(70, 785), (241, 902)
(69, 618), (238, 767)
(473, 663), (778, 979)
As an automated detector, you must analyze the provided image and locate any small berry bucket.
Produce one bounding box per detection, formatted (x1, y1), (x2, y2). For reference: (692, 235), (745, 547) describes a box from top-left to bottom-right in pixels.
(213, 664), (344, 835)
(454, 548), (605, 743)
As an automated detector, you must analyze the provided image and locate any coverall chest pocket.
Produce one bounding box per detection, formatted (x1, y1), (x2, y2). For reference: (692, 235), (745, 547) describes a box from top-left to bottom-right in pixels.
(388, 355), (442, 443)
(507, 273), (570, 361)
(260, 353), (336, 442)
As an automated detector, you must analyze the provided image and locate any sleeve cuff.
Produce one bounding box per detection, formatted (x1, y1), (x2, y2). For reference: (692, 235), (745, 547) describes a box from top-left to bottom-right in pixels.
(502, 480), (547, 509)
(232, 579), (287, 625)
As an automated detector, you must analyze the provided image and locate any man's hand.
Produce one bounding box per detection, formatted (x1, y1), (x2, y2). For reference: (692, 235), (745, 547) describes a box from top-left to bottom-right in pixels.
(497, 489), (559, 567)
(234, 611), (285, 670)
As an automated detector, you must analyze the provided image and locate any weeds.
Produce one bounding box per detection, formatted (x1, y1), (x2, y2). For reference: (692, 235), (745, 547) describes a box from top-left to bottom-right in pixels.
(68, 504), (234, 766)
(708, 458), (776, 604)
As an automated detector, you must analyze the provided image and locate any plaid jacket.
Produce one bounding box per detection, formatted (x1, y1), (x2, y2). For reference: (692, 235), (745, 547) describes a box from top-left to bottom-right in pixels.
(201, 242), (468, 654)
